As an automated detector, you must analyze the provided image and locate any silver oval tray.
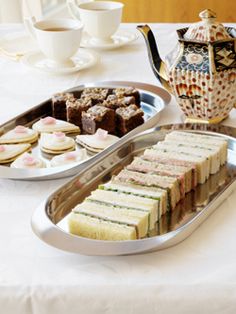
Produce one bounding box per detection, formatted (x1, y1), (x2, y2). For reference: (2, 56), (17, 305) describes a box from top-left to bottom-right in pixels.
(31, 124), (236, 255)
(0, 81), (170, 180)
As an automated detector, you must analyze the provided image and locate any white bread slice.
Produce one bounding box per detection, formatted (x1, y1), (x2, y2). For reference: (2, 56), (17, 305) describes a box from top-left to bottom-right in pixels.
(155, 141), (219, 174)
(165, 131), (227, 165)
(73, 201), (149, 238)
(88, 189), (158, 229)
(68, 213), (136, 240)
(100, 181), (168, 217)
(144, 148), (208, 184)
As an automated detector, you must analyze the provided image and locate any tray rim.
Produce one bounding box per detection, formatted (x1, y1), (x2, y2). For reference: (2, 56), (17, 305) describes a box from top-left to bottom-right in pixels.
(31, 124), (236, 256)
(0, 81), (171, 180)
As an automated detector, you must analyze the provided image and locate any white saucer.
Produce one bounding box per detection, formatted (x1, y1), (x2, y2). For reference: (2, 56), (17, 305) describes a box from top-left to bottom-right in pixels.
(0, 31), (37, 57)
(81, 30), (139, 50)
(21, 49), (99, 74)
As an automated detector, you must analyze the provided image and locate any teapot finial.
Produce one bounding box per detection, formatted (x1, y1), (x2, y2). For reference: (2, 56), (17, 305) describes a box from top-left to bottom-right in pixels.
(199, 9), (216, 21)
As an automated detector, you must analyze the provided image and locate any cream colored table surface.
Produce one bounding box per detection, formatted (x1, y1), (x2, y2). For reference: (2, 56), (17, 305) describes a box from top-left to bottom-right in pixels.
(1, 23), (236, 314)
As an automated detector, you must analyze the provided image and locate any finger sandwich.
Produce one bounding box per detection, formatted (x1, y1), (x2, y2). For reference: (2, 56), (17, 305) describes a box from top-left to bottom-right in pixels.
(141, 154), (198, 189)
(154, 141), (219, 175)
(99, 181), (168, 218)
(114, 169), (181, 211)
(71, 200), (149, 239)
(68, 213), (137, 240)
(144, 148), (209, 184)
(165, 131), (227, 165)
(127, 156), (193, 193)
(87, 189), (159, 230)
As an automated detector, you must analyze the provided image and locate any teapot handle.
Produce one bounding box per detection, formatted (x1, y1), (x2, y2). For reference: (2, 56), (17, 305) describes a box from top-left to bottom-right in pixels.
(67, 0), (94, 20)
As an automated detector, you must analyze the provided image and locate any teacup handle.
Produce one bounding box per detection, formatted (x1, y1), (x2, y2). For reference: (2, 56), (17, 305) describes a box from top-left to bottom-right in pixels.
(24, 16), (37, 40)
(67, 0), (93, 20)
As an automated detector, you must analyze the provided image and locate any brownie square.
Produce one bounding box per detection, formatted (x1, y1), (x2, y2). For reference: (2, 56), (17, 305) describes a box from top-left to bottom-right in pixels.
(66, 97), (92, 127)
(116, 104), (144, 136)
(82, 105), (115, 134)
(52, 92), (75, 121)
(100, 94), (136, 110)
(81, 88), (111, 105)
(113, 87), (141, 107)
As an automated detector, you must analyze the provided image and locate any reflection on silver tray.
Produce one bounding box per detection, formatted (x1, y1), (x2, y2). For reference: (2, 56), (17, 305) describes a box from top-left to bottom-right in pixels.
(0, 81), (170, 180)
(31, 124), (236, 256)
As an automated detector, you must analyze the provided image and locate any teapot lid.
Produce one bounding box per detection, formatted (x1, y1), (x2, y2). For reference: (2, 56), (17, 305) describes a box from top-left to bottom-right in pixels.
(184, 9), (232, 42)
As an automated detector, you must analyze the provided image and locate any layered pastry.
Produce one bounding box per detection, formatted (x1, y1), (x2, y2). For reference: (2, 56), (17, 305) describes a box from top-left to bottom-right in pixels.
(66, 97), (92, 127)
(113, 87), (141, 107)
(81, 105), (115, 134)
(52, 92), (75, 120)
(0, 125), (38, 144)
(81, 88), (111, 105)
(100, 94), (136, 110)
(50, 149), (88, 167)
(116, 104), (144, 136)
(40, 132), (75, 154)
(76, 128), (119, 153)
(11, 152), (46, 169)
(32, 116), (80, 134)
(0, 143), (31, 164)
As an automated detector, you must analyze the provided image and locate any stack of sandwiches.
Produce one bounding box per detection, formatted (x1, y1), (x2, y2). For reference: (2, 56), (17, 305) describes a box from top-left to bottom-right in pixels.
(68, 131), (228, 241)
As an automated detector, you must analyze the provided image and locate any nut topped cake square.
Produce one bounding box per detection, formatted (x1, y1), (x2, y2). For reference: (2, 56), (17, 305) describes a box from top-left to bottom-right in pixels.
(82, 105), (115, 134)
(66, 97), (92, 127)
(116, 104), (144, 136)
(100, 94), (136, 110)
(114, 87), (141, 107)
(52, 92), (75, 121)
(81, 88), (111, 105)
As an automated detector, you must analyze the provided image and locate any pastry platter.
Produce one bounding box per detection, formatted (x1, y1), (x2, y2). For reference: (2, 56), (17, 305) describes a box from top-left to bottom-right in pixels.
(31, 124), (236, 256)
(0, 81), (170, 180)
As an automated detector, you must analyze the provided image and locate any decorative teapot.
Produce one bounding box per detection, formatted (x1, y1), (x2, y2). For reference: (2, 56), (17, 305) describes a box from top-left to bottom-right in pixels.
(137, 9), (236, 124)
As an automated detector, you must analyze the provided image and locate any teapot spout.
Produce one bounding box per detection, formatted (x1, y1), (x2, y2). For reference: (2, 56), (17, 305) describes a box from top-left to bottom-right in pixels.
(137, 25), (171, 92)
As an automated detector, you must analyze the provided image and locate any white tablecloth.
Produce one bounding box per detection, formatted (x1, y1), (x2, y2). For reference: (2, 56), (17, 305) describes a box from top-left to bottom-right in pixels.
(1, 23), (236, 314)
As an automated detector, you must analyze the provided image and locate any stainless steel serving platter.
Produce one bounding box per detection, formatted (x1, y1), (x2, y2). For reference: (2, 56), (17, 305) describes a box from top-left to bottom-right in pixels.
(31, 124), (236, 255)
(0, 81), (170, 180)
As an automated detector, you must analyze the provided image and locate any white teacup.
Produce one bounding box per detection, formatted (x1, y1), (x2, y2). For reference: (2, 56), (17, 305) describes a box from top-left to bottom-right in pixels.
(67, 0), (124, 44)
(24, 18), (83, 68)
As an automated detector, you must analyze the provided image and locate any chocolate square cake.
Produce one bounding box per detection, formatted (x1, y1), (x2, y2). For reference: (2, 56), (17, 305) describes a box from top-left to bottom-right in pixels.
(52, 92), (75, 121)
(100, 94), (136, 110)
(66, 97), (92, 127)
(81, 88), (111, 105)
(113, 87), (141, 107)
(82, 105), (115, 134)
(116, 104), (144, 136)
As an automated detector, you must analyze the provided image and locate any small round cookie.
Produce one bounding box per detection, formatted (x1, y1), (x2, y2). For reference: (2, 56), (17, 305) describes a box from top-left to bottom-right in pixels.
(50, 149), (88, 167)
(0, 143), (31, 164)
(32, 116), (80, 134)
(0, 125), (38, 144)
(11, 152), (46, 169)
(40, 132), (75, 155)
(76, 128), (119, 153)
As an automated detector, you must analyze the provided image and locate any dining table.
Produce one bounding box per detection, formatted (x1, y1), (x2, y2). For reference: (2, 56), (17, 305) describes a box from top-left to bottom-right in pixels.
(1, 22), (236, 314)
